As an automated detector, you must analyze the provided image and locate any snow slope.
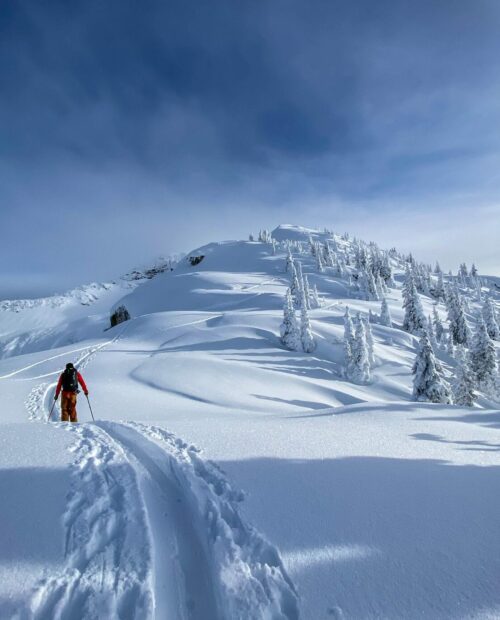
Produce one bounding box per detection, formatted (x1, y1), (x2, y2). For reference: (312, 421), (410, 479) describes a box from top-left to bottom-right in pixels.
(0, 225), (499, 619)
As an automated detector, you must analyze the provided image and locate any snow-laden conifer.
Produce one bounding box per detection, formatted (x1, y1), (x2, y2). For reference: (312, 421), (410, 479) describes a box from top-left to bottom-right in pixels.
(364, 316), (375, 366)
(290, 261), (301, 307)
(280, 289), (300, 351)
(316, 249), (324, 273)
(364, 268), (379, 301)
(432, 270), (445, 299)
(380, 297), (392, 327)
(431, 306), (444, 343)
(300, 290), (316, 353)
(343, 307), (355, 376)
(427, 315), (438, 351)
(412, 330), (452, 403)
(482, 297), (500, 340)
(350, 316), (371, 383)
(402, 266), (425, 334)
(446, 285), (470, 346)
(470, 312), (498, 390)
(311, 283), (321, 308)
(285, 248), (294, 273)
(453, 349), (476, 407)
(302, 274), (311, 310)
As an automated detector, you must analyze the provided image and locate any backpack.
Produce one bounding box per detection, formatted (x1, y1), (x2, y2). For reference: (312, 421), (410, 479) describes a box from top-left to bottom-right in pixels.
(62, 368), (79, 392)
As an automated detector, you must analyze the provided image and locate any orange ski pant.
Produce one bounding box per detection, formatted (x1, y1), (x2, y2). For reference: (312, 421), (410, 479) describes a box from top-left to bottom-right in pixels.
(61, 392), (78, 423)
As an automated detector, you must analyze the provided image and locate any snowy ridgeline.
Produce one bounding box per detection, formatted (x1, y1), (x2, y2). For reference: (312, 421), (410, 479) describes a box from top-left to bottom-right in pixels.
(0, 255), (181, 360)
(273, 225), (499, 408)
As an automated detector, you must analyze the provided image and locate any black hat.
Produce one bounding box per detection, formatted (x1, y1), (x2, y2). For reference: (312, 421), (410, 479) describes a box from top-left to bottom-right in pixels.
(66, 362), (74, 369)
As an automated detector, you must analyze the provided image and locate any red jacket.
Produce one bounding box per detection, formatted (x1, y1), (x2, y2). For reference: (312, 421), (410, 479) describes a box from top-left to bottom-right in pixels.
(55, 371), (88, 398)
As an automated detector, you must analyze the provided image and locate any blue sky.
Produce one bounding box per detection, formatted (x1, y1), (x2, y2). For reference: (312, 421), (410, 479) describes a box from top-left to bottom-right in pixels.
(1, 0), (499, 297)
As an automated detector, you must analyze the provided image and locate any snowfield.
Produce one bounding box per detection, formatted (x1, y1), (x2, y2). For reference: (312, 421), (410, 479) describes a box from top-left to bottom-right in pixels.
(0, 225), (498, 619)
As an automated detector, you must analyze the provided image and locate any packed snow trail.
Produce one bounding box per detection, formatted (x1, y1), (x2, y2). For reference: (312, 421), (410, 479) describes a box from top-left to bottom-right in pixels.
(26, 423), (154, 620)
(24, 421), (299, 620)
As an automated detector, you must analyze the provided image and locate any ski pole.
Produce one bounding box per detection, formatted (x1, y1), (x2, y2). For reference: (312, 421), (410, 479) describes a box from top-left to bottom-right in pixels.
(48, 399), (56, 423)
(86, 395), (95, 422)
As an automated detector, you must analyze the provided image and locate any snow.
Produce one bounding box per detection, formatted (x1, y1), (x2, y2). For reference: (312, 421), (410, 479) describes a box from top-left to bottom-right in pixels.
(0, 225), (499, 618)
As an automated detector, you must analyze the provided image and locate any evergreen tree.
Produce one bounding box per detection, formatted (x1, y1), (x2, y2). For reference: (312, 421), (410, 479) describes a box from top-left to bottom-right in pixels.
(364, 316), (375, 365)
(350, 317), (371, 383)
(302, 274), (311, 310)
(470, 312), (498, 389)
(290, 262), (301, 307)
(280, 289), (300, 351)
(446, 286), (470, 346)
(316, 249), (324, 273)
(380, 297), (392, 327)
(364, 268), (379, 300)
(427, 315), (438, 350)
(300, 290), (316, 353)
(402, 266), (426, 334)
(311, 284), (321, 308)
(412, 330), (452, 403)
(285, 248), (294, 273)
(343, 307), (355, 376)
(432, 270), (445, 299)
(432, 306), (445, 343)
(381, 253), (395, 287)
(453, 349), (476, 407)
(482, 297), (500, 340)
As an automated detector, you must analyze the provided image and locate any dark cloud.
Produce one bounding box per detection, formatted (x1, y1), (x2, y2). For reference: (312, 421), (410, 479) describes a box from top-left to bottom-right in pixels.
(1, 0), (499, 298)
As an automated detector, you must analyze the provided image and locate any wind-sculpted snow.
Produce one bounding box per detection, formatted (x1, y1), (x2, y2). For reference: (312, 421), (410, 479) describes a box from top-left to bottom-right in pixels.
(0, 282), (117, 312)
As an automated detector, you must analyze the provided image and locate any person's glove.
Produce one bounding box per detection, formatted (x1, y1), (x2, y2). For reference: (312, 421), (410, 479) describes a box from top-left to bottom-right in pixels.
(54, 395), (58, 401)
(84, 391), (89, 396)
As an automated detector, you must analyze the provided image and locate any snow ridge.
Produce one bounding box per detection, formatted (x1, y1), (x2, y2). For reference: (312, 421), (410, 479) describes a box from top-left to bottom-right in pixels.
(127, 422), (300, 620)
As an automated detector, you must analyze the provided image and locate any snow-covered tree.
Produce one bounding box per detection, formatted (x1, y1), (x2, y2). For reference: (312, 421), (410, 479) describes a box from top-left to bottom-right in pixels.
(380, 297), (392, 327)
(432, 270), (445, 300)
(302, 274), (311, 310)
(432, 306), (445, 343)
(343, 307), (355, 376)
(300, 290), (316, 353)
(470, 312), (498, 390)
(380, 253), (395, 287)
(316, 249), (324, 273)
(402, 266), (425, 334)
(325, 243), (336, 268)
(363, 268), (379, 301)
(453, 349), (476, 407)
(350, 316), (372, 383)
(290, 261), (301, 307)
(311, 284), (321, 308)
(412, 330), (452, 403)
(364, 316), (375, 365)
(280, 289), (300, 351)
(482, 297), (500, 340)
(427, 315), (438, 350)
(446, 285), (470, 346)
(285, 248), (294, 273)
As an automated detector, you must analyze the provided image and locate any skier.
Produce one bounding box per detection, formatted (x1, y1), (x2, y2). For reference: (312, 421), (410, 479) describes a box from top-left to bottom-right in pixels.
(54, 363), (89, 423)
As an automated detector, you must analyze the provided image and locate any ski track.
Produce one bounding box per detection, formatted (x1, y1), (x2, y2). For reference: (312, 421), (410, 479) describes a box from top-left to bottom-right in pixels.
(100, 422), (300, 620)
(24, 423), (154, 620)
